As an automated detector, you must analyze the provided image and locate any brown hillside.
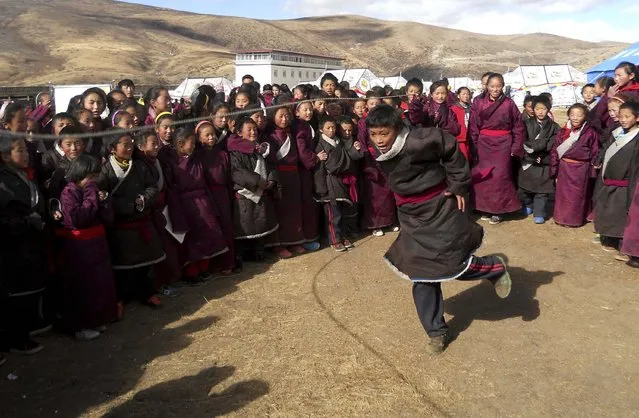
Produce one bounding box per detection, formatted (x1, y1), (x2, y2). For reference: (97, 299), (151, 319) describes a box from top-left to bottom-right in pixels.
(0, 0), (628, 85)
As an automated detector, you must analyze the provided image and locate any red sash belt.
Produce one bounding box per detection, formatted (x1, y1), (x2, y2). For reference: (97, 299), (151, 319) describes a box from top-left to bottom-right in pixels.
(480, 129), (509, 137)
(115, 217), (154, 243)
(603, 179), (629, 187)
(561, 158), (583, 164)
(394, 182), (447, 207)
(56, 224), (106, 241)
(278, 164), (298, 172)
(341, 174), (358, 203)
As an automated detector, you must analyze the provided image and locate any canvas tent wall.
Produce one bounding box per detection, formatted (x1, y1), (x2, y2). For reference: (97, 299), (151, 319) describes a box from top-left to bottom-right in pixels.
(380, 76), (407, 89)
(169, 77), (235, 101)
(586, 42), (639, 82)
(503, 65), (587, 107)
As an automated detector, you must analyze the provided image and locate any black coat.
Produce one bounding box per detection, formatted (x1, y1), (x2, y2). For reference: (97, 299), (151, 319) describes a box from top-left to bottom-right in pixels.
(313, 136), (363, 204)
(518, 117), (560, 194)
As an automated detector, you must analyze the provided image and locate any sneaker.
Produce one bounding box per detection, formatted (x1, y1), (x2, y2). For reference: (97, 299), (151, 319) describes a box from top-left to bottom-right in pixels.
(0, 355), (6, 367)
(343, 239), (355, 249)
(332, 243), (347, 252)
(11, 339), (43, 355)
(289, 245), (306, 255)
(534, 217), (545, 224)
(524, 207), (533, 216)
(489, 215), (503, 225)
(75, 329), (101, 341)
(303, 241), (321, 251)
(274, 246), (293, 259)
(146, 295), (162, 308)
(372, 229), (384, 237)
(614, 252), (630, 262)
(159, 285), (181, 297)
(185, 276), (204, 286)
(392, 226), (400, 232)
(427, 334), (447, 355)
(591, 234), (601, 245)
(479, 215), (491, 222)
(29, 323), (53, 337)
(490, 256), (512, 299)
(626, 257), (639, 269)
(199, 272), (213, 282)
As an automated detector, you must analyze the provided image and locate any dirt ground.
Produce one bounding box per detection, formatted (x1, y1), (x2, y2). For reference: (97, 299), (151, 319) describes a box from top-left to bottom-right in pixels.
(1, 216), (638, 417)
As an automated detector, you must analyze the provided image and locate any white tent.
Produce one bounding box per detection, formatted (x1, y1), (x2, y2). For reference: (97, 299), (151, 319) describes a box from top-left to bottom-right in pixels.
(447, 77), (482, 92)
(53, 84), (111, 115)
(169, 77), (235, 101)
(502, 65), (587, 107)
(314, 69), (385, 94)
(380, 76), (407, 89)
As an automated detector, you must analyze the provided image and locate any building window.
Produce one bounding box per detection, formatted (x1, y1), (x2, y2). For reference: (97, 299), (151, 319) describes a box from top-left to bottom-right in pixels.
(283, 70), (287, 77)
(306, 71), (309, 78)
(298, 71), (302, 78)
(274, 69), (278, 77)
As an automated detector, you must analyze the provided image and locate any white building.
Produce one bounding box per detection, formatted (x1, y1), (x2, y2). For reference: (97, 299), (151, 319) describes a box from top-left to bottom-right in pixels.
(234, 49), (344, 87)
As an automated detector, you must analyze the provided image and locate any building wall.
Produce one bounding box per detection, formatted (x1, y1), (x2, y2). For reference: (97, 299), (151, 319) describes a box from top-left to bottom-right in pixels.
(235, 63), (342, 87)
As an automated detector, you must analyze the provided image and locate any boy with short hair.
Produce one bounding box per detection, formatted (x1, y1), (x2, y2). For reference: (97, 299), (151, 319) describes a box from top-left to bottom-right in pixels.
(365, 104), (512, 354)
(581, 84), (597, 110)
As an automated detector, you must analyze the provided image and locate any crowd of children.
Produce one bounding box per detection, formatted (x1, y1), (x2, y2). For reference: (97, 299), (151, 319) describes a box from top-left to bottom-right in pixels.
(1, 61), (638, 362)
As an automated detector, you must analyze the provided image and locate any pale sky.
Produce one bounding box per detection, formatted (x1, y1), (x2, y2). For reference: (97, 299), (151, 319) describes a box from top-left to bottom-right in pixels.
(121, 0), (638, 43)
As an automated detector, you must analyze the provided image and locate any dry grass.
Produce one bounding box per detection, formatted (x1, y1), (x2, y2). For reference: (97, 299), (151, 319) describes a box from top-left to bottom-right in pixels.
(0, 0), (628, 86)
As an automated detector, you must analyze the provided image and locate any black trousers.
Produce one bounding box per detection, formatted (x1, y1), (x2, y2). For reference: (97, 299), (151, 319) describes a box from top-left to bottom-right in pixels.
(521, 190), (549, 218)
(412, 255), (506, 338)
(324, 202), (358, 245)
(115, 267), (155, 304)
(0, 292), (42, 350)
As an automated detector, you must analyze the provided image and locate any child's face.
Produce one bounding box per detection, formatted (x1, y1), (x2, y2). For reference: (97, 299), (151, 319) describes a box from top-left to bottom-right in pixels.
(198, 125), (217, 148)
(121, 84), (135, 99)
(2, 139), (29, 169)
(235, 93), (250, 110)
(481, 75), (490, 91)
(353, 101), (366, 117)
(53, 118), (74, 136)
(240, 122), (258, 141)
(78, 111), (96, 132)
(293, 88), (305, 100)
(296, 102), (313, 121)
(60, 137), (85, 160)
(177, 136), (196, 156)
(406, 85), (422, 103)
(320, 121), (337, 139)
(4, 109), (27, 132)
(213, 108), (229, 130)
(39, 93), (52, 107)
(26, 119), (39, 135)
(272, 86), (280, 96)
(117, 113), (134, 130)
(83, 93), (105, 118)
(274, 108), (291, 129)
(110, 92), (126, 110)
(251, 111), (266, 130)
(487, 78), (504, 100)
(432, 86), (448, 105)
(524, 101), (534, 116)
(568, 108), (587, 128)
(458, 89), (471, 104)
(340, 122), (354, 139)
(156, 119), (175, 143)
(152, 90), (172, 113)
(322, 80), (336, 97)
(618, 108), (639, 130)
(228, 118), (237, 133)
(125, 106), (140, 126)
(534, 103), (549, 120)
(334, 89), (342, 98)
(140, 135), (159, 158)
(582, 86), (595, 103)
(313, 100), (326, 114)
(608, 102), (621, 121)
(113, 135), (133, 160)
(326, 103), (342, 118)
(614, 67), (635, 88)
(369, 126), (398, 154)
(366, 98), (381, 111)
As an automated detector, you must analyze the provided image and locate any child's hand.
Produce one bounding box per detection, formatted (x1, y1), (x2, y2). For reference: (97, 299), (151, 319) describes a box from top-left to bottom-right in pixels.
(135, 195), (145, 212)
(353, 141), (362, 151)
(53, 210), (62, 221)
(317, 151), (328, 161)
(98, 191), (108, 201)
(536, 156), (542, 164)
(256, 143), (268, 154)
(265, 181), (275, 190)
(444, 191), (465, 212)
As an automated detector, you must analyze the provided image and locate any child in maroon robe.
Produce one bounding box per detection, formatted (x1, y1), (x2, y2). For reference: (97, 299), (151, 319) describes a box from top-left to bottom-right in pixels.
(589, 76), (615, 135)
(158, 127), (229, 285)
(211, 102), (231, 149)
(550, 104), (600, 227)
(451, 87), (472, 160)
(425, 81), (461, 137)
(59, 155), (117, 341)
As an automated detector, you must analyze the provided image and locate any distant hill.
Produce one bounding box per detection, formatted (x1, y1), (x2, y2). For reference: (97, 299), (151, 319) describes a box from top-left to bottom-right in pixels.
(0, 0), (628, 86)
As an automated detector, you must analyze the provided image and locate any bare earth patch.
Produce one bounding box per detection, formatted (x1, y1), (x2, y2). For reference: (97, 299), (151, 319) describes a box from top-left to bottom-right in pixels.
(1, 216), (638, 417)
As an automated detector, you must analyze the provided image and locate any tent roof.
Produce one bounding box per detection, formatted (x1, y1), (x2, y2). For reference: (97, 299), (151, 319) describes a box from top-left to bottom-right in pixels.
(587, 42), (639, 75)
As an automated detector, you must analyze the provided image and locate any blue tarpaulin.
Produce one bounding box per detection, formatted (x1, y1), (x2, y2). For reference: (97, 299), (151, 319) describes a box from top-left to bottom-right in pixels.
(586, 42), (639, 82)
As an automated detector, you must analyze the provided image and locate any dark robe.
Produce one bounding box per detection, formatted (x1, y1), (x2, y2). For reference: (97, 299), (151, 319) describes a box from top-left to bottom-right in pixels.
(549, 124), (600, 227)
(158, 145), (229, 266)
(621, 181), (639, 257)
(313, 135), (363, 204)
(101, 157), (165, 269)
(594, 129), (639, 238)
(518, 117), (560, 194)
(0, 165), (48, 296)
(357, 117), (397, 230)
(198, 143), (236, 272)
(228, 135), (279, 240)
(468, 95), (525, 214)
(59, 181), (117, 330)
(266, 127), (305, 246)
(294, 119), (321, 243)
(41, 145), (72, 204)
(424, 100), (461, 137)
(374, 127), (483, 281)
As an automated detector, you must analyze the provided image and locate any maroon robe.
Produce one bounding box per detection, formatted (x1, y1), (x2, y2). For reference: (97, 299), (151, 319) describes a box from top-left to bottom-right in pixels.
(622, 181), (639, 257)
(550, 124), (600, 227)
(468, 95), (525, 214)
(424, 100), (461, 137)
(294, 119), (321, 243)
(357, 117), (397, 230)
(59, 181), (117, 330)
(198, 143), (236, 272)
(158, 145), (229, 266)
(266, 127), (306, 246)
